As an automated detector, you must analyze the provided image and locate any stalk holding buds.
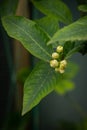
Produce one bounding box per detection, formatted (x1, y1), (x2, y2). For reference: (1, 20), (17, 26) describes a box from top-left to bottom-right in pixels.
(50, 45), (67, 74)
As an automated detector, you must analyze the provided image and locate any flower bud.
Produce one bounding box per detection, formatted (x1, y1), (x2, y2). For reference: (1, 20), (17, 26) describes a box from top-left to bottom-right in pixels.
(55, 67), (65, 74)
(59, 69), (65, 74)
(56, 45), (63, 53)
(60, 60), (67, 67)
(52, 52), (59, 59)
(50, 60), (59, 68)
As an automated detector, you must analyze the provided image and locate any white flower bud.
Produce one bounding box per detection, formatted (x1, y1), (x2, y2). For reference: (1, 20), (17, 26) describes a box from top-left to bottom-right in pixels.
(58, 60), (67, 74)
(56, 45), (63, 53)
(50, 60), (59, 68)
(60, 60), (67, 68)
(52, 52), (59, 59)
(55, 67), (65, 74)
(59, 69), (65, 74)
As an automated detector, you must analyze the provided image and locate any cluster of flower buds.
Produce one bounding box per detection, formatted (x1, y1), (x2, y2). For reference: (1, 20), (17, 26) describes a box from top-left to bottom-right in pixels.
(50, 45), (67, 74)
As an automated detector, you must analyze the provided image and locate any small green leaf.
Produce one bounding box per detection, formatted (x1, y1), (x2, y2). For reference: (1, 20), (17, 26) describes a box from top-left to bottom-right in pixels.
(48, 16), (87, 44)
(63, 62), (79, 79)
(32, 0), (72, 24)
(22, 61), (57, 115)
(36, 16), (59, 37)
(2, 16), (52, 62)
(78, 4), (87, 12)
(55, 80), (74, 95)
(55, 62), (78, 94)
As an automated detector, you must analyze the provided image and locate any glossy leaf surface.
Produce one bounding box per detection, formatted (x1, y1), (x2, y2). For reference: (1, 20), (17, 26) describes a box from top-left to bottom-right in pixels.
(2, 16), (52, 62)
(22, 61), (57, 115)
(48, 16), (87, 44)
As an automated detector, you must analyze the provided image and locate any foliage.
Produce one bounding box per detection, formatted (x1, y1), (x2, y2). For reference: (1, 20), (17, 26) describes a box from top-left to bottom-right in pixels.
(78, 4), (87, 12)
(1, 0), (87, 116)
(48, 16), (87, 44)
(2, 16), (52, 62)
(0, 0), (18, 17)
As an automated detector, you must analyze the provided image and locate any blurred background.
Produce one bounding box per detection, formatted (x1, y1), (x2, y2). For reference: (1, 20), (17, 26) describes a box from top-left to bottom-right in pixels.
(0, 0), (87, 130)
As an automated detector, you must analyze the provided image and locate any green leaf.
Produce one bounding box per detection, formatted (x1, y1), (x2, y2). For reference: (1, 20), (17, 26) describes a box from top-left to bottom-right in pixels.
(36, 16), (59, 37)
(63, 41), (83, 59)
(62, 41), (87, 59)
(63, 41), (75, 58)
(22, 61), (78, 115)
(22, 61), (57, 115)
(48, 16), (87, 45)
(2, 16), (52, 62)
(0, 0), (18, 17)
(63, 62), (79, 79)
(55, 80), (74, 95)
(55, 62), (78, 94)
(65, 41), (87, 57)
(78, 4), (87, 12)
(32, 0), (72, 24)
